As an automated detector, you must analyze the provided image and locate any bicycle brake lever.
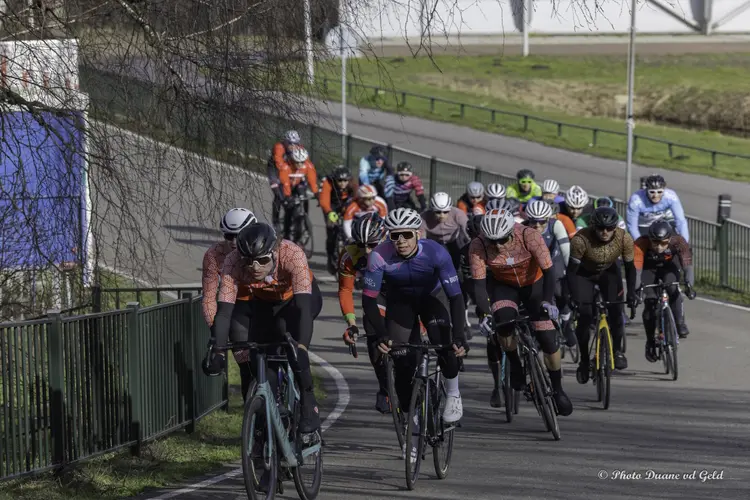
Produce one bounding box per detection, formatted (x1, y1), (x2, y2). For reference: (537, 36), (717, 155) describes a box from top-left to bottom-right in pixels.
(283, 332), (299, 363)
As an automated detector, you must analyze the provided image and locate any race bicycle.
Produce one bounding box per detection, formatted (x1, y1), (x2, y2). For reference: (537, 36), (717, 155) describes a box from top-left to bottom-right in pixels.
(215, 333), (323, 500)
(286, 175), (314, 258)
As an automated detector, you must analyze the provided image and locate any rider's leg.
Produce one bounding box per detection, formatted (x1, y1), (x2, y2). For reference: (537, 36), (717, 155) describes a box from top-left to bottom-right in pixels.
(640, 268), (659, 361)
(664, 264), (689, 337)
(600, 265), (627, 370)
(571, 272), (595, 383)
(229, 299), (254, 402)
(487, 276), (525, 391)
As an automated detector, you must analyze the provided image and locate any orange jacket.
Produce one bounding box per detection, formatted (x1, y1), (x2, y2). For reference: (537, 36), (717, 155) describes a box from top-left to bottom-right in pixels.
(279, 160), (319, 198)
(320, 177), (355, 215)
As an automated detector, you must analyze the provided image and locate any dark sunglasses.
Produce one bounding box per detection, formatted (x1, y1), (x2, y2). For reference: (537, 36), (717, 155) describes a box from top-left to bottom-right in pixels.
(358, 242), (380, 249)
(224, 234), (237, 241)
(435, 210), (450, 215)
(527, 219), (547, 226)
(389, 231), (416, 241)
(488, 236), (511, 245)
(595, 226), (617, 232)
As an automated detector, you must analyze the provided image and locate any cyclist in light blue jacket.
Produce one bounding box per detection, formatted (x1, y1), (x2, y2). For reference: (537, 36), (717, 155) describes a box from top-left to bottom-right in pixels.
(359, 145), (393, 199)
(626, 174), (689, 243)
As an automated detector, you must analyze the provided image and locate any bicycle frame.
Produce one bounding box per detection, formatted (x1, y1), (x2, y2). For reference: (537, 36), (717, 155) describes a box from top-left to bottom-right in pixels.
(589, 288), (621, 372)
(639, 280), (682, 347)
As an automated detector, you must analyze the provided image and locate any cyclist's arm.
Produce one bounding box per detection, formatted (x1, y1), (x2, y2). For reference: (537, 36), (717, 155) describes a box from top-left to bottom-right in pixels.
(201, 247), (220, 326)
(319, 180), (333, 215)
(278, 164), (292, 198)
(505, 184), (520, 200)
(468, 238), (491, 318)
(557, 213), (576, 238)
(358, 157), (370, 185)
(338, 254), (357, 327)
(673, 235), (694, 285)
(305, 161), (319, 195)
(455, 208), (470, 247)
(384, 175), (395, 199)
(552, 219), (570, 266)
(633, 237), (647, 289)
(668, 193), (690, 243)
(413, 175), (427, 211)
(376, 198), (388, 217)
(213, 253), (241, 348)
(272, 142), (287, 170)
(342, 204), (355, 240)
(565, 234), (586, 300)
(626, 194), (642, 241)
(287, 245), (315, 347)
(435, 244), (466, 342)
(621, 231), (637, 298)
(531, 184), (542, 198)
(524, 227), (555, 304)
(362, 249), (387, 339)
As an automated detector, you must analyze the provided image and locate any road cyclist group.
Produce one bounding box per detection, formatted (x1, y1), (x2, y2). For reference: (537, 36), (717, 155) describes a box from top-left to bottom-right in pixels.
(198, 130), (698, 498)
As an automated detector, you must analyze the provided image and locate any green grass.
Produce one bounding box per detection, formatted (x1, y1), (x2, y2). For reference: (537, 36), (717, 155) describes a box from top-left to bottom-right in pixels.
(316, 54), (750, 182)
(1, 361), (327, 499)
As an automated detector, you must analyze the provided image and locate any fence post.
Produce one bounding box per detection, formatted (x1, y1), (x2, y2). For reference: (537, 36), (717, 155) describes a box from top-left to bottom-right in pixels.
(126, 302), (142, 456)
(47, 309), (66, 467)
(474, 168), (482, 183)
(345, 134), (352, 168)
(92, 285), (102, 313)
(386, 143), (393, 165)
(179, 292), (196, 434)
(429, 157), (437, 196)
(717, 194), (732, 288)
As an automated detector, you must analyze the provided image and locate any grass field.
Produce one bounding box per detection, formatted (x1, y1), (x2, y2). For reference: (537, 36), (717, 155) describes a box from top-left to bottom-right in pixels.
(317, 53), (750, 182)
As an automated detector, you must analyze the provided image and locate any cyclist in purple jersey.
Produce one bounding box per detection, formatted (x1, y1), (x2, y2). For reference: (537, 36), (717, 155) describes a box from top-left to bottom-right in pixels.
(384, 161), (427, 212)
(362, 208), (466, 459)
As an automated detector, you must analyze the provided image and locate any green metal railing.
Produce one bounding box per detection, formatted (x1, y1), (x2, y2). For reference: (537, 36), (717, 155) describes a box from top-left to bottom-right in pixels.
(0, 294), (225, 480)
(321, 78), (750, 170)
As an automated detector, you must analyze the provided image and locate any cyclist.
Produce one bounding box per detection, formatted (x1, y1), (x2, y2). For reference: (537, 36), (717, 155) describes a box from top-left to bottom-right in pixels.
(342, 184), (388, 241)
(626, 174), (689, 243)
(470, 208), (573, 416)
(384, 161), (427, 212)
(421, 192), (472, 337)
(206, 223), (324, 435)
(576, 197), (626, 231)
(268, 130), (304, 230)
(506, 169), (542, 204)
(524, 200), (576, 347)
(201, 208), (257, 401)
(634, 221), (696, 352)
(363, 208), (467, 454)
(320, 165), (356, 274)
(279, 146), (319, 239)
(537, 179), (564, 205)
(359, 145), (392, 198)
(487, 198), (524, 223)
(339, 213), (392, 413)
(567, 207), (637, 381)
(486, 183), (506, 202)
(558, 185), (589, 237)
(457, 181), (487, 215)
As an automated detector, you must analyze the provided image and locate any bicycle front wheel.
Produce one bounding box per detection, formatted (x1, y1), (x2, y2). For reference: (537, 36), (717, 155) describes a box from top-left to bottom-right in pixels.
(662, 308), (679, 381)
(432, 378), (453, 479)
(291, 407), (323, 500)
(241, 394), (278, 500)
(502, 353), (514, 423)
(405, 380), (426, 490)
(300, 214), (314, 258)
(599, 327), (613, 410)
(385, 356), (405, 451)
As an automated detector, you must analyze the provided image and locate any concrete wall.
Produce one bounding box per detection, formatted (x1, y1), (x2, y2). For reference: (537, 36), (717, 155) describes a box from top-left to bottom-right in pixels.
(349, 0), (749, 39)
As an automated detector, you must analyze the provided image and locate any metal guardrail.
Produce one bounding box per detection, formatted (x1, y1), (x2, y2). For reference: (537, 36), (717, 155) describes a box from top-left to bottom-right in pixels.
(0, 294), (225, 481)
(320, 78), (750, 169)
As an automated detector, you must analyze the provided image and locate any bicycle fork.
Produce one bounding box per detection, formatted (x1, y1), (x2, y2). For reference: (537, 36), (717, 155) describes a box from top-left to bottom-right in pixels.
(594, 314), (615, 372)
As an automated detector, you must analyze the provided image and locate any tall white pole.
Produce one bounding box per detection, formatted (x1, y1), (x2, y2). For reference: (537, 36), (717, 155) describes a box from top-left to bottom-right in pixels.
(522, 0), (530, 57)
(340, 0), (347, 160)
(624, 0), (637, 200)
(303, 0), (314, 85)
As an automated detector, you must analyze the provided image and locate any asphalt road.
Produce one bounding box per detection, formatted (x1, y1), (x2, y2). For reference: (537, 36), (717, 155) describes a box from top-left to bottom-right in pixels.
(95, 128), (750, 500)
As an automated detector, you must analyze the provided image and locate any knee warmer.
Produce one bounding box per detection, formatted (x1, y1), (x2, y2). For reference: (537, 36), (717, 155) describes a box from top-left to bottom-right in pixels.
(536, 329), (558, 355)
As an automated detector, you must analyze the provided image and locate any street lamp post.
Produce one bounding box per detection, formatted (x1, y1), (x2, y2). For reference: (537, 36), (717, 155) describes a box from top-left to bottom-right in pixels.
(339, 0), (347, 160)
(303, 0), (314, 85)
(624, 0), (637, 200)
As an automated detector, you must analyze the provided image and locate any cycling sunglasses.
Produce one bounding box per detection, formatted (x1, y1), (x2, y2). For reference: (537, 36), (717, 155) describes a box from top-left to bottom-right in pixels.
(435, 210), (450, 215)
(488, 235), (511, 245)
(224, 234), (237, 241)
(594, 225), (617, 233)
(389, 231), (416, 241)
(527, 218), (547, 226)
(469, 196), (483, 201)
(648, 189), (665, 196)
(247, 254), (273, 266)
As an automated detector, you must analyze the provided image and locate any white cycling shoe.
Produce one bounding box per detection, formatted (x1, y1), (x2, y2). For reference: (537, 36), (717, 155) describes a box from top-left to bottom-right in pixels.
(442, 395), (463, 424)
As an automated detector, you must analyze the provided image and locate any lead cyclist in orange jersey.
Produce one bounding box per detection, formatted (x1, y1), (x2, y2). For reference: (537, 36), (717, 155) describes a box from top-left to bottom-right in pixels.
(201, 208), (257, 401)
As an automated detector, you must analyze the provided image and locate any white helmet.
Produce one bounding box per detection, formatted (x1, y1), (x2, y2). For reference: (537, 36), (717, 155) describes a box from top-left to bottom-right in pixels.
(467, 181), (484, 198)
(541, 179), (560, 195)
(485, 198), (510, 211)
(486, 183), (506, 199)
(284, 130), (301, 144)
(384, 207), (422, 231)
(525, 200), (554, 220)
(220, 208), (257, 235)
(430, 192), (452, 211)
(481, 209), (515, 240)
(291, 147), (309, 163)
(565, 185), (589, 209)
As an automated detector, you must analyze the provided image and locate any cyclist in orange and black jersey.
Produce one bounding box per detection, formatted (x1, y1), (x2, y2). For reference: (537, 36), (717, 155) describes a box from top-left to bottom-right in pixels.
(268, 130), (304, 229)
(320, 166), (356, 274)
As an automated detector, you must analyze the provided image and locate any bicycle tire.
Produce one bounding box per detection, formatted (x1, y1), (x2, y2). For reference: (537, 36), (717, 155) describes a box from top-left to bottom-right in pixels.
(385, 356), (405, 451)
(291, 386), (323, 500)
(241, 394), (278, 500)
(527, 352), (551, 432)
(600, 327), (612, 410)
(537, 356), (561, 441)
(663, 308), (679, 381)
(299, 214), (314, 258)
(502, 353), (514, 423)
(405, 379), (426, 491)
(432, 377), (453, 479)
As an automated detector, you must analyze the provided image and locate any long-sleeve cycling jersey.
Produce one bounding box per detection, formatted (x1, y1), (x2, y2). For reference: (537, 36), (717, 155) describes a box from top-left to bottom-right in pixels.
(319, 177), (354, 216)
(213, 241), (314, 347)
(506, 182), (542, 203)
(626, 188), (689, 243)
(567, 226), (636, 299)
(384, 174), (426, 211)
(201, 241), (251, 326)
(278, 160), (319, 198)
(359, 155), (392, 185)
(342, 197), (388, 240)
(524, 218), (570, 280)
(555, 213), (577, 238)
(633, 234), (694, 286)
(420, 207), (469, 247)
(338, 244), (369, 323)
(362, 238), (464, 341)
(456, 193), (486, 215)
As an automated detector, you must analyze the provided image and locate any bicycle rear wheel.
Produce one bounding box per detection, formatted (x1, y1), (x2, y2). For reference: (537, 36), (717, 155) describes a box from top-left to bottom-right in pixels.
(599, 328), (612, 410)
(241, 395), (278, 500)
(431, 377), (454, 480)
(385, 356), (405, 450)
(405, 380), (426, 490)
(662, 309), (679, 381)
(502, 353), (514, 423)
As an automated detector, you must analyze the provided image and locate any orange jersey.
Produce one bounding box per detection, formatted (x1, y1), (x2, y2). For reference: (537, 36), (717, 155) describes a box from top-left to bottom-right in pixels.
(201, 242), (251, 326)
(320, 177), (354, 215)
(468, 224), (553, 287)
(343, 197), (388, 221)
(272, 142), (288, 171)
(219, 240), (313, 303)
(338, 250), (360, 320)
(457, 198), (486, 215)
(556, 213), (577, 238)
(279, 160), (319, 198)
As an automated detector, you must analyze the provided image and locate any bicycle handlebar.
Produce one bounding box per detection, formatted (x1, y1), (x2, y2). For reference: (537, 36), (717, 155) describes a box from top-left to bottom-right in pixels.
(388, 342), (455, 351)
(217, 332), (299, 364)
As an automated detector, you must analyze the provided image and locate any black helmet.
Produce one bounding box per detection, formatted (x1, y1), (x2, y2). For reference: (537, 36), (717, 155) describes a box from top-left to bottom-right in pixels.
(595, 196), (614, 209)
(516, 169), (535, 181)
(237, 223), (277, 259)
(590, 207), (620, 229)
(648, 221), (673, 241)
(370, 145), (388, 159)
(396, 161), (412, 173)
(352, 212), (385, 245)
(467, 214), (483, 239)
(332, 166), (351, 181)
(645, 174), (666, 190)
